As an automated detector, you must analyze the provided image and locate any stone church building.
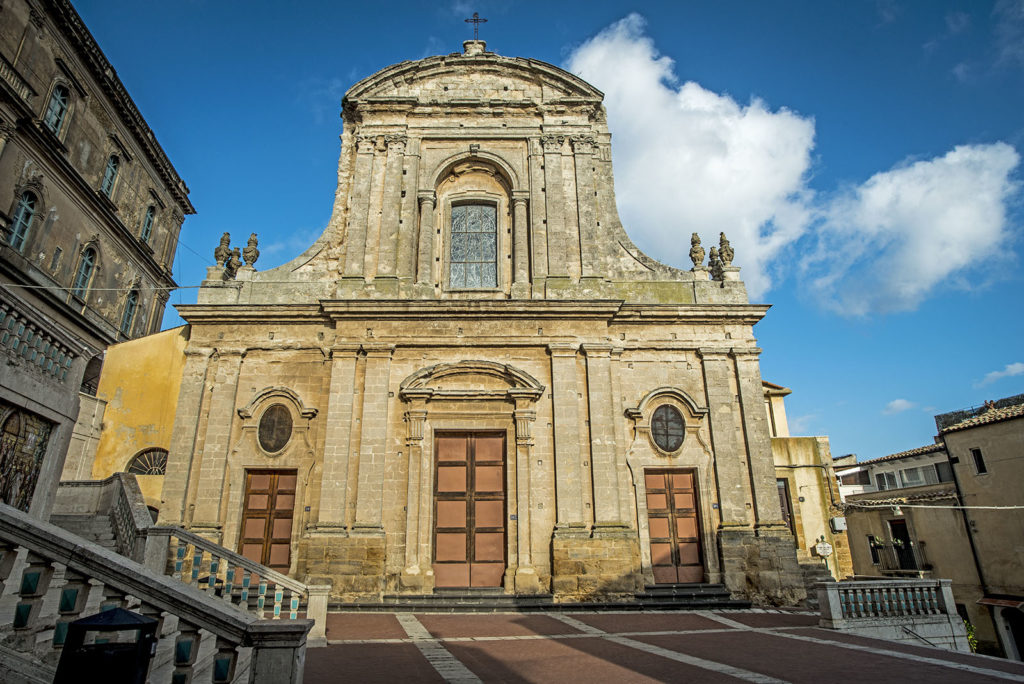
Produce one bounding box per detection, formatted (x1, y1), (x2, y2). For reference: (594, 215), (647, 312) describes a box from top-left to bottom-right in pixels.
(162, 40), (804, 603)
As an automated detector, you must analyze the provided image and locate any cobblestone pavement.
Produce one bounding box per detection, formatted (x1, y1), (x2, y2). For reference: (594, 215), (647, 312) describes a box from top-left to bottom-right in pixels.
(305, 610), (1024, 683)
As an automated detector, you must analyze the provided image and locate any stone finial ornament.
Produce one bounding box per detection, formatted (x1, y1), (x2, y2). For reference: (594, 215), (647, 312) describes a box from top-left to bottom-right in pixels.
(719, 232), (734, 266)
(689, 233), (705, 268)
(709, 247), (724, 281)
(214, 232), (231, 266)
(225, 247), (242, 279)
(243, 233), (260, 267)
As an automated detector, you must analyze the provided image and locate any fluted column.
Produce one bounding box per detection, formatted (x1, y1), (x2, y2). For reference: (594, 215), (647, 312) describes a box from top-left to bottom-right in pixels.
(416, 191), (436, 287)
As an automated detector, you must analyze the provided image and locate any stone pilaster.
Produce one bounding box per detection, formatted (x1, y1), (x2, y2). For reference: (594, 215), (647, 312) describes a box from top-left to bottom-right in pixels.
(528, 140), (548, 286)
(375, 135), (406, 279)
(160, 348), (212, 524)
(572, 135), (598, 278)
(581, 344), (626, 530)
(547, 343), (585, 533)
(511, 192), (530, 298)
(312, 344), (361, 532)
(510, 391), (542, 593)
(401, 397), (430, 589)
(343, 136), (377, 278)
(397, 141), (420, 281)
(352, 343), (395, 533)
(415, 191), (435, 288)
(540, 135), (566, 277)
(698, 349), (750, 530)
(191, 349), (245, 540)
(0, 120), (15, 162)
(734, 349), (787, 529)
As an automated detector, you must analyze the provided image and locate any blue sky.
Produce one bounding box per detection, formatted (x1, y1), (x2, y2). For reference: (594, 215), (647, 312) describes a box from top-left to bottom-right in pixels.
(74, 1), (1023, 461)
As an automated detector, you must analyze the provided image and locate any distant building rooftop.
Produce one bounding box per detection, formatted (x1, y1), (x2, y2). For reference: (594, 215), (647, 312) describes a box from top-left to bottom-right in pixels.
(846, 443), (945, 468)
(939, 401), (1024, 434)
(934, 393), (1024, 432)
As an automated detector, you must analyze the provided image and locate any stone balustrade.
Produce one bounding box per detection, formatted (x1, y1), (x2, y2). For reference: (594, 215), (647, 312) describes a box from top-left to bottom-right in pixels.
(0, 502), (312, 682)
(818, 579), (969, 651)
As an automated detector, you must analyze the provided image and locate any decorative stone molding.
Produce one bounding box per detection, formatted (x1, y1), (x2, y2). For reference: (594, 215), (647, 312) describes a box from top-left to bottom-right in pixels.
(238, 386), (318, 421)
(399, 360), (544, 403)
(570, 134), (596, 155)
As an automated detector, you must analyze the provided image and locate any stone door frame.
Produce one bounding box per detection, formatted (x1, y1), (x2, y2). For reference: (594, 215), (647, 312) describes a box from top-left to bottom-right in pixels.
(398, 360), (544, 594)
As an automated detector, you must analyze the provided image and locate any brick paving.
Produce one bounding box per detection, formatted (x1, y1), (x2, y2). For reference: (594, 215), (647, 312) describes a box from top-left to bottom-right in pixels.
(305, 610), (1024, 683)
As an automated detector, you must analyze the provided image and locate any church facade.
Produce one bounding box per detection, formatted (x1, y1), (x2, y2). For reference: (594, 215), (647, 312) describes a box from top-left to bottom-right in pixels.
(161, 40), (804, 603)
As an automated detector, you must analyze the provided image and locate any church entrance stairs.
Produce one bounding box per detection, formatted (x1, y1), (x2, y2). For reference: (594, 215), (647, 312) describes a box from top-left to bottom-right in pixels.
(331, 583), (749, 613)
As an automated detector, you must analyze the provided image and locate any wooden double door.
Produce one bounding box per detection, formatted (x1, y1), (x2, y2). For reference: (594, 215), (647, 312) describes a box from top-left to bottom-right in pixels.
(239, 469), (296, 572)
(433, 433), (506, 588)
(645, 469), (704, 583)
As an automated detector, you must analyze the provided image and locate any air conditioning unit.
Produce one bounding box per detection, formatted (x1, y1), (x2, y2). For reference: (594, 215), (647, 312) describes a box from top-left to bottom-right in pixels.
(829, 516), (847, 533)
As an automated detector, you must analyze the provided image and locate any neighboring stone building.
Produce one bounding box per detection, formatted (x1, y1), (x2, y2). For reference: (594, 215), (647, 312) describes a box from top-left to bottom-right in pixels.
(837, 394), (1024, 658)
(765, 382), (852, 581)
(159, 39), (803, 603)
(0, 0), (193, 518)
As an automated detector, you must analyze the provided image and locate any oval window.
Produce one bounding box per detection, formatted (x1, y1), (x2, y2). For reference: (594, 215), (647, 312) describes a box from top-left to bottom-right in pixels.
(258, 404), (293, 453)
(651, 405), (684, 452)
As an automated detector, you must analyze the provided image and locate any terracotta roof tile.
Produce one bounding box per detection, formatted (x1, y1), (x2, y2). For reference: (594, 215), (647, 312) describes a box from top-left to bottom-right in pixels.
(940, 403), (1024, 434)
(855, 443), (945, 466)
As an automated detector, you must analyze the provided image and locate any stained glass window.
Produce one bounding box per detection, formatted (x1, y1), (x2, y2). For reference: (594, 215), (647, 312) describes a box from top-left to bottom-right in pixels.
(449, 204), (497, 289)
(651, 405), (685, 452)
(259, 404), (293, 453)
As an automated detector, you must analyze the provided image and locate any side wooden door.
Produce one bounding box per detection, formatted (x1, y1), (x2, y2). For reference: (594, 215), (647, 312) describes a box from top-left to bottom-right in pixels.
(645, 469), (704, 583)
(239, 469), (297, 572)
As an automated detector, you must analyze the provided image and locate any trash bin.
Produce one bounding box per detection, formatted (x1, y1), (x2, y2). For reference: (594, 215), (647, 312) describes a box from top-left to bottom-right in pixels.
(54, 607), (158, 684)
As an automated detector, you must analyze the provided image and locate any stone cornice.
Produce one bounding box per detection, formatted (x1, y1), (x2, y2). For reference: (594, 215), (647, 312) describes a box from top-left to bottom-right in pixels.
(320, 300), (622, 320)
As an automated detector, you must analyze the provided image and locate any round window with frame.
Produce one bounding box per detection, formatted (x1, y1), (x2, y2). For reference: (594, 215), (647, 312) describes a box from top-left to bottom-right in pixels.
(258, 404), (293, 454)
(650, 404), (685, 453)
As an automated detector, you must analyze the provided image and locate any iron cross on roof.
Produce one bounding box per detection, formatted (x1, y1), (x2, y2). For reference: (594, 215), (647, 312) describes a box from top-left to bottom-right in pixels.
(465, 12), (487, 40)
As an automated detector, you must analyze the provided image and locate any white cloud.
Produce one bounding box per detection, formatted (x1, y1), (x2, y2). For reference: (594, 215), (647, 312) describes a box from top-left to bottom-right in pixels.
(565, 14), (816, 297)
(995, 0), (1024, 70)
(805, 143), (1020, 315)
(788, 413), (817, 435)
(975, 361), (1024, 387)
(883, 399), (916, 415)
(566, 15), (1021, 314)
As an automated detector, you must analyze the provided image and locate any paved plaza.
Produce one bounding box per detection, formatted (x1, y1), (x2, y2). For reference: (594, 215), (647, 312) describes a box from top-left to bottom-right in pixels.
(305, 610), (1024, 683)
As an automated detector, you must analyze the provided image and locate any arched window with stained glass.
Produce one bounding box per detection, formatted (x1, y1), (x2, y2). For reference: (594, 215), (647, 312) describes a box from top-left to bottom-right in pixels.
(43, 84), (70, 135)
(72, 247), (96, 298)
(8, 192), (36, 252)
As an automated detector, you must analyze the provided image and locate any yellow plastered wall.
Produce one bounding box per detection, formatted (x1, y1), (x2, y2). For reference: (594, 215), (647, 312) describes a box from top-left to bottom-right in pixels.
(90, 326), (189, 510)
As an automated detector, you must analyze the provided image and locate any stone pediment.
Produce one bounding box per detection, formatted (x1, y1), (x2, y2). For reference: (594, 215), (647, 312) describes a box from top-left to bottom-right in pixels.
(399, 360), (545, 402)
(344, 53), (602, 108)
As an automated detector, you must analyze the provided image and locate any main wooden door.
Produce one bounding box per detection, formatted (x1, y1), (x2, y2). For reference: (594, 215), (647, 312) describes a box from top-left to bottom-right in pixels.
(433, 433), (506, 588)
(239, 469), (296, 572)
(645, 469), (704, 583)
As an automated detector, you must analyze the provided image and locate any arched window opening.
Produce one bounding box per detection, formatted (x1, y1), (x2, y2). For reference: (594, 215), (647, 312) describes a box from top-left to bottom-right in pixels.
(140, 206), (155, 243)
(1, 413), (21, 441)
(72, 248), (96, 298)
(127, 448), (168, 475)
(651, 404), (685, 452)
(9, 192), (36, 252)
(43, 85), (70, 135)
(120, 290), (138, 335)
(449, 203), (497, 289)
(100, 155), (119, 197)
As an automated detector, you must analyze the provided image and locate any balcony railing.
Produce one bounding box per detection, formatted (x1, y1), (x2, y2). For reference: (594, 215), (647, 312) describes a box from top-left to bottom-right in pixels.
(873, 540), (931, 577)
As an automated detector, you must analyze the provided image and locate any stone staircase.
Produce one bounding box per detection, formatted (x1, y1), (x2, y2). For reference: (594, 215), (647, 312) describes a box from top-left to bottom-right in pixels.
(334, 583), (750, 612)
(799, 561), (834, 609)
(49, 513), (117, 551)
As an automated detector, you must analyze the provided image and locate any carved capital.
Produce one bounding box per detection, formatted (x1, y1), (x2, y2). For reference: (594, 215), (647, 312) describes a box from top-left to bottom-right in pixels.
(417, 190), (436, 207)
(385, 134), (408, 151)
(404, 409), (428, 442)
(0, 119), (15, 138)
(514, 409), (536, 444)
(570, 134), (596, 155)
(355, 135), (377, 154)
(540, 134), (564, 153)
